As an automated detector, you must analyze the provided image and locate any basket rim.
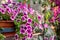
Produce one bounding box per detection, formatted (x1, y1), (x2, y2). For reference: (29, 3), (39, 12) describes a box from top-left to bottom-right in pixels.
(0, 20), (13, 22)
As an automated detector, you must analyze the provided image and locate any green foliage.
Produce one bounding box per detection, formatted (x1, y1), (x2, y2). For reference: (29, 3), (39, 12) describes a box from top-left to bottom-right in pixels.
(0, 13), (10, 20)
(0, 34), (6, 40)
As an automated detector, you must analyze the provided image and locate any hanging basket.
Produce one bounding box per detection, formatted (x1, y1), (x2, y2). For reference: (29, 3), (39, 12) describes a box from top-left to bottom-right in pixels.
(0, 20), (15, 37)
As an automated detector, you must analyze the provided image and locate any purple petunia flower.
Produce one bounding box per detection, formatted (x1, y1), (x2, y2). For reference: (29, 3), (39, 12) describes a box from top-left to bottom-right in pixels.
(2, 4), (8, 8)
(15, 34), (19, 40)
(26, 23), (30, 26)
(7, 0), (11, 3)
(26, 28), (32, 35)
(10, 15), (16, 20)
(24, 15), (28, 19)
(27, 18), (32, 24)
(0, 8), (6, 14)
(6, 6), (12, 14)
(26, 25), (32, 29)
(21, 16), (26, 22)
(37, 15), (41, 21)
(27, 34), (32, 38)
(12, 9), (18, 16)
(20, 28), (26, 34)
(16, 19), (20, 22)
(22, 37), (26, 40)
(34, 22), (38, 26)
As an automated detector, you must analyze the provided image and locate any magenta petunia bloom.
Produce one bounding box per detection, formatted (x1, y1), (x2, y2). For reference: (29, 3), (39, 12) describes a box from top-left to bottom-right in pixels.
(37, 15), (41, 21)
(7, 0), (11, 3)
(21, 16), (26, 22)
(26, 23), (30, 26)
(20, 28), (26, 34)
(34, 22), (38, 26)
(16, 19), (20, 22)
(0, 8), (6, 14)
(24, 15), (28, 19)
(6, 6), (12, 14)
(2, 4), (8, 8)
(22, 37), (26, 40)
(27, 18), (32, 24)
(12, 10), (18, 16)
(26, 25), (32, 29)
(15, 34), (19, 40)
(27, 34), (32, 38)
(10, 15), (16, 20)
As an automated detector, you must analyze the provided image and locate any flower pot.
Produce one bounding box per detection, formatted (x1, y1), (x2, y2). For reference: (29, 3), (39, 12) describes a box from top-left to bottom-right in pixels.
(0, 20), (15, 37)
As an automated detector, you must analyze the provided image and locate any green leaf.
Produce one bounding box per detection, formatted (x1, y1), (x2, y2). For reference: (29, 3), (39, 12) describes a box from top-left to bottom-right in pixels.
(27, 0), (30, 4)
(17, 0), (23, 2)
(33, 17), (39, 23)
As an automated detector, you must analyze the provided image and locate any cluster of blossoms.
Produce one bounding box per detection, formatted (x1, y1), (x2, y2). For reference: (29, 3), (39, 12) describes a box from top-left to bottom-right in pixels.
(0, 2), (46, 40)
(50, 6), (60, 25)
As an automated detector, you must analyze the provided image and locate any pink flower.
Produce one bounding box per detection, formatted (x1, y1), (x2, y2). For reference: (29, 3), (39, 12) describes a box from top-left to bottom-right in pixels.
(39, 24), (43, 30)
(44, 23), (48, 28)
(20, 28), (26, 34)
(12, 9), (18, 16)
(37, 15), (41, 21)
(29, 8), (34, 14)
(27, 18), (32, 24)
(21, 16), (26, 22)
(26, 25), (32, 29)
(15, 34), (19, 40)
(49, 36), (55, 40)
(0, 8), (6, 14)
(10, 15), (16, 20)
(34, 22), (38, 26)
(6, 6), (12, 14)
(27, 34), (32, 38)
